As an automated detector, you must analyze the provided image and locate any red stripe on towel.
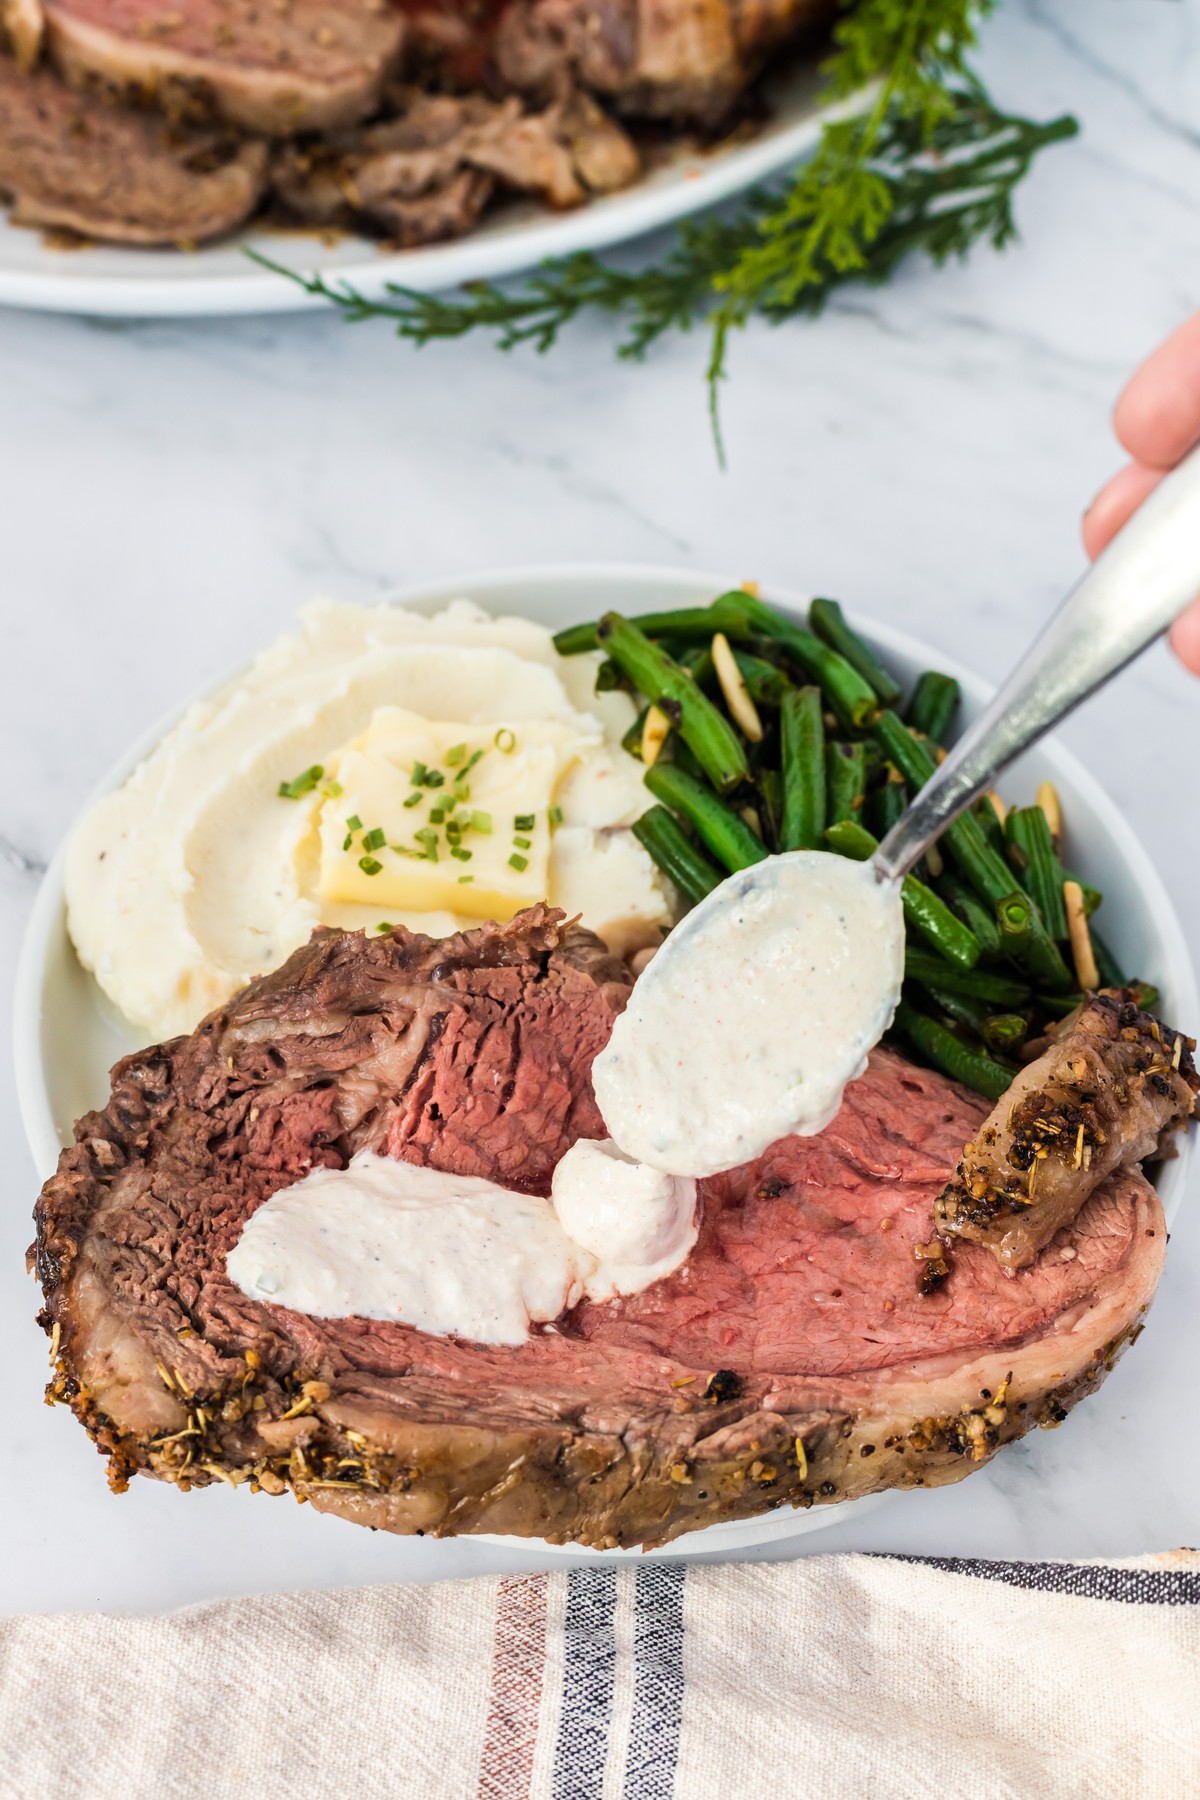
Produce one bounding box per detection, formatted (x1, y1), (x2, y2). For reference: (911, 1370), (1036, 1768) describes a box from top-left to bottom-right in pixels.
(478, 1574), (549, 1800)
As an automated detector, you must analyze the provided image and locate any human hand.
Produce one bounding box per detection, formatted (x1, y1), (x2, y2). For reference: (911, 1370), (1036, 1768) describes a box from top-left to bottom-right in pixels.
(1082, 311), (1200, 674)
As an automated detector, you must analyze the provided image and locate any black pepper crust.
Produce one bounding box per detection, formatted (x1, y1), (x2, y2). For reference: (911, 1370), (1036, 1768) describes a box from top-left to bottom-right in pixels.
(934, 990), (1196, 1271)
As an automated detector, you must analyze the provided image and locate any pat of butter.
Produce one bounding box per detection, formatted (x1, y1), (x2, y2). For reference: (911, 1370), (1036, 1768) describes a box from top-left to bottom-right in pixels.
(318, 707), (593, 920)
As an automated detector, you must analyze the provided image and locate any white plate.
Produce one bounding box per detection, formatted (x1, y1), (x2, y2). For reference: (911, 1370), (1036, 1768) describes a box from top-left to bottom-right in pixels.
(0, 60), (858, 318)
(15, 561), (1198, 1562)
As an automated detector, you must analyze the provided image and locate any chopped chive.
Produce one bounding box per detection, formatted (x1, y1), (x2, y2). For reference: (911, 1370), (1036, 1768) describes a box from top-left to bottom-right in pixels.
(424, 770), (445, 788)
(450, 846), (473, 862)
(495, 729), (517, 754)
(453, 783), (470, 803)
(374, 921), (393, 934)
(342, 833), (352, 852)
(390, 844), (423, 859)
(359, 856), (383, 877)
(414, 828), (439, 861)
(429, 807), (446, 825)
(457, 875), (475, 884)
(411, 761), (428, 786)
(277, 764), (324, 799)
(362, 826), (386, 852)
(323, 779), (343, 798)
(469, 810), (492, 834)
(346, 814), (363, 833)
(444, 743), (468, 766)
(461, 748), (486, 776)
(548, 805), (563, 829)
(513, 835), (532, 850)
(508, 852), (529, 872)
(445, 821), (464, 844)
(402, 791), (423, 809)
(513, 813), (536, 831)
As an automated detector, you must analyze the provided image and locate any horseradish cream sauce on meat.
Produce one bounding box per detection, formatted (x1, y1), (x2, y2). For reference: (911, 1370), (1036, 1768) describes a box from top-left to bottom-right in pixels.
(227, 1149), (696, 1346)
(592, 853), (906, 1179)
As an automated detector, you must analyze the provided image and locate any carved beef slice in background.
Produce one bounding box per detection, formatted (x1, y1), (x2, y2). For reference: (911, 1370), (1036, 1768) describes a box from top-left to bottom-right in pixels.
(41, 0), (406, 135)
(0, 52), (267, 242)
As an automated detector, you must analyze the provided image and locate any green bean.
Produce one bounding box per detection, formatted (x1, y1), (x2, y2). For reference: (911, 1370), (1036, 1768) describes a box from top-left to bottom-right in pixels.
(919, 982), (990, 1036)
(900, 879), (982, 971)
(622, 706), (649, 758)
(937, 872), (1001, 958)
(553, 596), (754, 657)
(826, 741), (867, 827)
(644, 764), (767, 873)
(780, 685), (826, 852)
(872, 712), (1024, 910)
(974, 794), (1007, 856)
(893, 1001), (1015, 1101)
(691, 646), (790, 705)
(632, 807), (724, 906)
(808, 598), (902, 704)
(905, 671), (960, 744)
(981, 1012), (1030, 1055)
(867, 772), (906, 839)
(1090, 928), (1127, 989)
(996, 893), (1074, 992)
(1005, 806), (1068, 940)
(919, 983), (1026, 1054)
(713, 590), (878, 731)
(593, 657), (624, 695)
(758, 769), (784, 847)
(1035, 991), (1085, 1019)
(599, 614), (750, 794)
(824, 820), (980, 970)
(903, 950), (1031, 1005)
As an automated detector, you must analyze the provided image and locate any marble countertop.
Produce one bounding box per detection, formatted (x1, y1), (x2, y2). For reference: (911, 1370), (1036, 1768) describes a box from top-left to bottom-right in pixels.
(3, 0), (1199, 1616)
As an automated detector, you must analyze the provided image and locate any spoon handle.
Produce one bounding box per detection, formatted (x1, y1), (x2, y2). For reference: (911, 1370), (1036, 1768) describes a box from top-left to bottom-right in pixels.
(874, 443), (1200, 883)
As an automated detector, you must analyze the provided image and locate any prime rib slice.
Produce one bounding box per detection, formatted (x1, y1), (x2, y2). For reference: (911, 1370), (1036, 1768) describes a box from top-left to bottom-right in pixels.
(270, 88), (639, 244)
(40, 0), (406, 136)
(34, 907), (1170, 1551)
(935, 991), (1196, 1271)
(0, 52), (267, 243)
(491, 0), (836, 123)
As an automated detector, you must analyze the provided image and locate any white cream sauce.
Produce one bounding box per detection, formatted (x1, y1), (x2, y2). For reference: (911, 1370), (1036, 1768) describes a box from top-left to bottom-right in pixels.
(592, 852), (906, 1179)
(227, 1146), (697, 1345)
(551, 1137), (697, 1302)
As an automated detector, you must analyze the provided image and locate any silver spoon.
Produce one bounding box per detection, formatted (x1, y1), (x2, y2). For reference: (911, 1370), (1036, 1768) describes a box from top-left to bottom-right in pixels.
(873, 442), (1200, 884)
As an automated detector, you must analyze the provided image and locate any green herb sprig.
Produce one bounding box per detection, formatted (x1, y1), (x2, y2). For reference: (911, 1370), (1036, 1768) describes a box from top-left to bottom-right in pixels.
(248, 0), (1076, 455)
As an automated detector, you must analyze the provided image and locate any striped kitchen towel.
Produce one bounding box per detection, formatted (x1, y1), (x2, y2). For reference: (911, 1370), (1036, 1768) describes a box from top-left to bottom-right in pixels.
(2, 1551), (1198, 1799)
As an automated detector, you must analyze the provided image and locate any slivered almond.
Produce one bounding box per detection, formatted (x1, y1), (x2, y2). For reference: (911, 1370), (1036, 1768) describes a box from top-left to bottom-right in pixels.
(711, 632), (763, 743)
(1037, 781), (1062, 840)
(641, 704), (671, 767)
(1064, 880), (1099, 990)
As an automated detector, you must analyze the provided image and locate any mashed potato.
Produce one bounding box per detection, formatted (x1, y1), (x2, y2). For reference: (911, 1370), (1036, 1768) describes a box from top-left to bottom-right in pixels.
(66, 600), (673, 1040)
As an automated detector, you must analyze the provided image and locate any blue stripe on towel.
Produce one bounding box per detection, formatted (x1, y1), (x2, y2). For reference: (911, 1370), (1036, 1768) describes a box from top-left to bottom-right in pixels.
(553, 1565), (618, 1800)
(624, 1563), (686, 1799)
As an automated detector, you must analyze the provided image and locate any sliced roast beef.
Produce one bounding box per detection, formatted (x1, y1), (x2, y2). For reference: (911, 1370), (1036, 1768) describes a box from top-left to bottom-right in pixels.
(41, 0), (406, 136)
(34, 907), (1174, 1550)
(935, 991), (1196, 1271)
(0, 53), (267, 243)
(493, 0), (835, 123)
(271, 87), (638, 242)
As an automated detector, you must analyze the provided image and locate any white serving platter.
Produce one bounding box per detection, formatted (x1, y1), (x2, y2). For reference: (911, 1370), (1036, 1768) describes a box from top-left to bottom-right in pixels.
(15, 562), (1198, 1566)
(0, 59), (857, 318)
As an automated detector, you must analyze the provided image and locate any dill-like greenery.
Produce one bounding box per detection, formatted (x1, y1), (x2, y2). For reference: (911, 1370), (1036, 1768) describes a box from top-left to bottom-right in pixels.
(250, 0), (1076, 449)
